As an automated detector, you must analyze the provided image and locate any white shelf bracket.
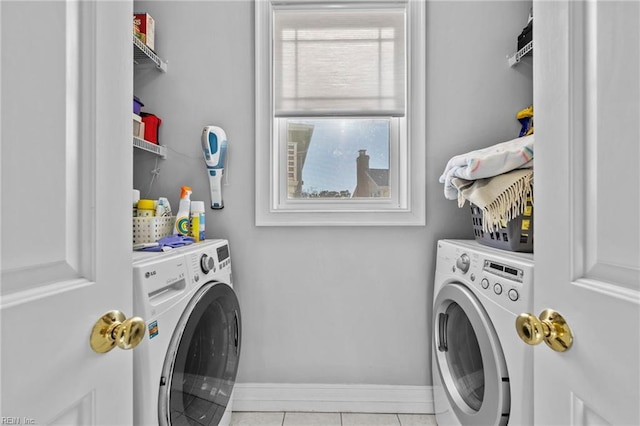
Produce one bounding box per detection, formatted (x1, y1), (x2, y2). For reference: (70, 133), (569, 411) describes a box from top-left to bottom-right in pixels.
(508, 40), (533, 67)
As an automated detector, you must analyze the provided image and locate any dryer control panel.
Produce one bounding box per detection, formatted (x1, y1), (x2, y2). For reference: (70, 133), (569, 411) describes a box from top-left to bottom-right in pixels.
(438, 239), (534, 312)
(483, 260), (524, 282)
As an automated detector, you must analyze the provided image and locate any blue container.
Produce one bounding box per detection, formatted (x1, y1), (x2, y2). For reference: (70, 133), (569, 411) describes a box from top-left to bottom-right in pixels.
(133, 96), (144, 114)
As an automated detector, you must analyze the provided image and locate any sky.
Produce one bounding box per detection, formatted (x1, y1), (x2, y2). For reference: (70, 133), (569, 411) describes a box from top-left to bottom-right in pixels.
(291, 119), (390, 194)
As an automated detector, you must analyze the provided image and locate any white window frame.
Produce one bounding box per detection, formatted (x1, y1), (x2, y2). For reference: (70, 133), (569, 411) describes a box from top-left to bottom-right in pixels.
(255, 0), (425, 226)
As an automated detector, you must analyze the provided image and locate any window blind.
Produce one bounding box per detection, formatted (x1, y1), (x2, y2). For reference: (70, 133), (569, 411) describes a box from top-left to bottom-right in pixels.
(273, 5), (406, 117)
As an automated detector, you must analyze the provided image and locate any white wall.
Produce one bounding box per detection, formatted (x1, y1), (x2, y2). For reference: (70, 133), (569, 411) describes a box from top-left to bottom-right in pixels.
(133, 0), (532, 386)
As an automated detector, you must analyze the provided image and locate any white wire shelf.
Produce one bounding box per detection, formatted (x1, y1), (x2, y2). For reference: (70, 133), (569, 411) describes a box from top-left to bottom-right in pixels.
(133, 136), (167, 158)
(508, 40), (533, 67)
(133, 35), (167, 72)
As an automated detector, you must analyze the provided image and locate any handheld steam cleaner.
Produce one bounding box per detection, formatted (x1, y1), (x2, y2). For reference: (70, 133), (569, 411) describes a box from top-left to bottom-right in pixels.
(201, 126), (228, 209)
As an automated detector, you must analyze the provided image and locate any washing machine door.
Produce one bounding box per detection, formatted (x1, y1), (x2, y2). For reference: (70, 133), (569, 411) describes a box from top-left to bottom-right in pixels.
(159, 281), (241, 426)
(433, 282), (509, 426)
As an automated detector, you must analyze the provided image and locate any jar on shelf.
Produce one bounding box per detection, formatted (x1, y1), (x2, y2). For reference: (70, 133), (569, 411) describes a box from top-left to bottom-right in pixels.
(137, 199), (155, 217)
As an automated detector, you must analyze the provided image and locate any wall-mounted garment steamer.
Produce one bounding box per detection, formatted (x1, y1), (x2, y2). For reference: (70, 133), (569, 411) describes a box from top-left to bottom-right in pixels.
(201, 126), (227, 209)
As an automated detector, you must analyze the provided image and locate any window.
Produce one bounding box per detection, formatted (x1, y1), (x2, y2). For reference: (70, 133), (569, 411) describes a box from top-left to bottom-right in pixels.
(256, 0), (425, 226)
(283, 118), (392, 200)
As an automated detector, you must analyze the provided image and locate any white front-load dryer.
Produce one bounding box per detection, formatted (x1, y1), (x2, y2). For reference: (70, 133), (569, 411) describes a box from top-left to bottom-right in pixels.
(132, 239), (241, 426)
(432, 240), (534, 426)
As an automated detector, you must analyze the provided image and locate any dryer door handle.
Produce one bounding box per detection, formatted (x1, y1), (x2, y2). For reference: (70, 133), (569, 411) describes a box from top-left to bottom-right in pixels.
(437, 313), (448, 352)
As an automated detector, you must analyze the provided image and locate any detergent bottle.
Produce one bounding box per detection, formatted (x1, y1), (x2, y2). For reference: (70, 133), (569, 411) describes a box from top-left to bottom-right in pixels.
(173, 186), (192, 235)
(189, 201), (205, 242)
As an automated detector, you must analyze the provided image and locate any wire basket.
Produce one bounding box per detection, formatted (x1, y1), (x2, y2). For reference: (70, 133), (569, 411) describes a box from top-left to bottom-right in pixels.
(470, 196), (533, 253)
(133, 216), (174, 244)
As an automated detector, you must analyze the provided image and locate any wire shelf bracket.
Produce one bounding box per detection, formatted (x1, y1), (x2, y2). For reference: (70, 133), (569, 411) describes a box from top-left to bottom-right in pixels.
(133, 35), (168, 72)
(133, 136), (167, 158)
(508, 40), (533, 67)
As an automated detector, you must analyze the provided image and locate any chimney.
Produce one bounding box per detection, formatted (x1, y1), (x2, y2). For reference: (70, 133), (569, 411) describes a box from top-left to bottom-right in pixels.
(354, 149), (370, 197)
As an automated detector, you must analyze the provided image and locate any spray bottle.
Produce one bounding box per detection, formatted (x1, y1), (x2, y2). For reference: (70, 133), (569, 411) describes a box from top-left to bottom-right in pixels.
(173, 186), (192, 236)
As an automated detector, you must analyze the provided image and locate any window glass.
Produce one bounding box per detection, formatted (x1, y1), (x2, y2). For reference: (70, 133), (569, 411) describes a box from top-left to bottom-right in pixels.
(285, 118), (390, 199)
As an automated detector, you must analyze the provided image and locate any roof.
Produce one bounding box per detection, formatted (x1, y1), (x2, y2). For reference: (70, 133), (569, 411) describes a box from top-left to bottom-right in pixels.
(366, 168), (389, 187)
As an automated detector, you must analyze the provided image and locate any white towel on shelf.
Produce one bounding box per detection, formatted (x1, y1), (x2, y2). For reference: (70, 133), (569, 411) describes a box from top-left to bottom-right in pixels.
(439, 135), (534, 200)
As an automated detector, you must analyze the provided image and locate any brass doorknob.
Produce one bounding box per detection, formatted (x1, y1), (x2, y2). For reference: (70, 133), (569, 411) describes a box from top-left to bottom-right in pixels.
(515, 309), (573, 352)
(90, 310), (145, 353)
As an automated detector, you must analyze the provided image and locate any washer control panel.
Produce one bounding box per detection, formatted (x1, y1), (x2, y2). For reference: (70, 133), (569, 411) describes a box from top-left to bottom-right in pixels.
(186, 242), (232, 285)
(200, 254), (216, 274)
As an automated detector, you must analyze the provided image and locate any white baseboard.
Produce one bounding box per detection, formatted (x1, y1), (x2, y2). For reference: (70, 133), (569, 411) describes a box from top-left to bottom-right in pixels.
(232, 383), (434, 414)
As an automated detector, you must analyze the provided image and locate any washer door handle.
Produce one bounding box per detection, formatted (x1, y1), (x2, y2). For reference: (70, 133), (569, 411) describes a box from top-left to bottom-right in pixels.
(437, 313), (448, 352)
(234, 310), (240, 355)
(515, 309), (573, 352)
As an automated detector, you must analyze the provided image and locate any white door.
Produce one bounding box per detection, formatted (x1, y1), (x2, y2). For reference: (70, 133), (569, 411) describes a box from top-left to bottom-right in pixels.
(1, 1), (134, 424)
(533, 0), (640, 424)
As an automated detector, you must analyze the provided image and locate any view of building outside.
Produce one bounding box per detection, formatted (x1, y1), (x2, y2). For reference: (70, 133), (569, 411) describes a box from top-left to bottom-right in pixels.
(286, 119), (390, 199)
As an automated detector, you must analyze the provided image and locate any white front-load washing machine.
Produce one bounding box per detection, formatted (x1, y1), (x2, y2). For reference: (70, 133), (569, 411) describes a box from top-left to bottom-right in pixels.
(432, 240), (534, 426)
(132, 239), (241, 426)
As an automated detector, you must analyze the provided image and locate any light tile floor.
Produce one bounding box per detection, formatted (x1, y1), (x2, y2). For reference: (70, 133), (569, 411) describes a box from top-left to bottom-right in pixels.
(230, 412), (437, 426)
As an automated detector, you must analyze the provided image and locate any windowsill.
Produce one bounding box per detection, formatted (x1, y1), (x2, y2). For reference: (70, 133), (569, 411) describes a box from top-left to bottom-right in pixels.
(255, 209), (426, 227)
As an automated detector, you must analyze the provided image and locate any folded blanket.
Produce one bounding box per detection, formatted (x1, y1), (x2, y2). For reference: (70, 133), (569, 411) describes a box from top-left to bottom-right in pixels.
(439, 135), (534, 200)
(453, 169), (533, 232)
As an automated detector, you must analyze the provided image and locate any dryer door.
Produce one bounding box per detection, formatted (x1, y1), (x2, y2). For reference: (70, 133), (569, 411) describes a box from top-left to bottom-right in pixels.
(159, 282), (241, 426)
(433, 282), (509, 426)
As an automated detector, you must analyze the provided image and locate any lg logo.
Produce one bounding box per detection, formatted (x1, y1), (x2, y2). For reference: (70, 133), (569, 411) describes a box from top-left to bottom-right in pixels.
(145, 270), (157, 278)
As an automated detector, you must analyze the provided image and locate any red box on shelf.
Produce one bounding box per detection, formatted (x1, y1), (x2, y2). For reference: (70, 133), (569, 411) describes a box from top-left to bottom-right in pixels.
(141, 113), (162, 145)
(133, 13), (155, 51)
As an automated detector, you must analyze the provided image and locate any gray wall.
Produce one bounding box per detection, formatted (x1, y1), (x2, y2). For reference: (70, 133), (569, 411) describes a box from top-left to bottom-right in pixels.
(133, 0), (532, 386)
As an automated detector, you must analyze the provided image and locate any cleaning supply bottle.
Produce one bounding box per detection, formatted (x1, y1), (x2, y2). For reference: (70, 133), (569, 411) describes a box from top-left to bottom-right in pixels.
(190, 201), (205, 242)
(132, 189), (141, 217)
(155, 197), (172, 217)
(173, 186), (192, 236)
(137, 199), (156, 217)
